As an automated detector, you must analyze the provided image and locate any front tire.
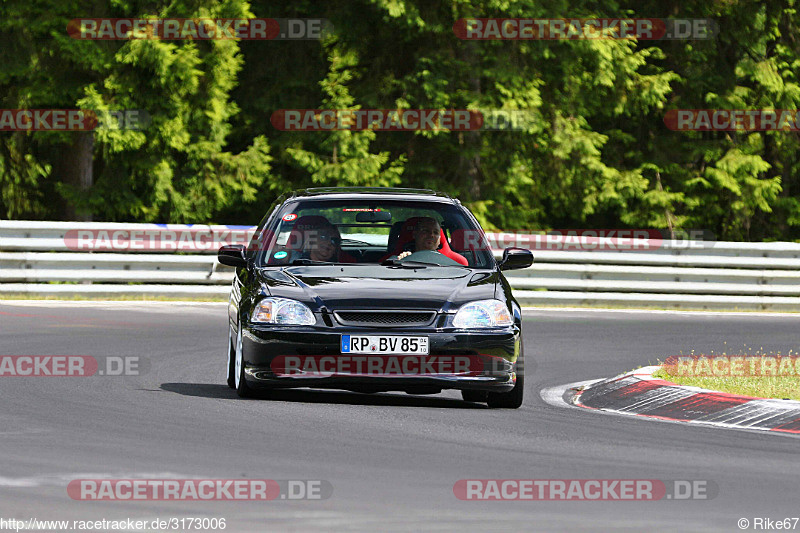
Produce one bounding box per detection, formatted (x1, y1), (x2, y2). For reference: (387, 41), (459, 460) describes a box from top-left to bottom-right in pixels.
(487, 345), (524, 409)
(234, 321), (251, 398)
(226, 324), (236, 389)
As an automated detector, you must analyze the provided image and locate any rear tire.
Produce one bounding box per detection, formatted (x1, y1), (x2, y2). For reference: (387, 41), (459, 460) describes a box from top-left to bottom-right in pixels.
(461, 390), (488, 403)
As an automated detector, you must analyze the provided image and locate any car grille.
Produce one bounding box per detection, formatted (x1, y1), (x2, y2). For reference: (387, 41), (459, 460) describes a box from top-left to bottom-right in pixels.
(333, 310), (437, 328)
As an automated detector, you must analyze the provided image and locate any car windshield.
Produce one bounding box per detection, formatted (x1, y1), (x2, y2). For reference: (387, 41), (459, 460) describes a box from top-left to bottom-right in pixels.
(253, 199), (495, 268)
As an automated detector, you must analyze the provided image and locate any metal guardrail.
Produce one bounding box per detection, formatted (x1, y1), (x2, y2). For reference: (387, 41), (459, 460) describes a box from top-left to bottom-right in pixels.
(0, 221), (253, 253)
(0, 253), (231, 284)
(3, 220), (800, 310)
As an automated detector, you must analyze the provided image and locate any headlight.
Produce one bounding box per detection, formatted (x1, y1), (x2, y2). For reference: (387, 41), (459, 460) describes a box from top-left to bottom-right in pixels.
(453, 299), (513, 328)
(251, 298), (315, 325)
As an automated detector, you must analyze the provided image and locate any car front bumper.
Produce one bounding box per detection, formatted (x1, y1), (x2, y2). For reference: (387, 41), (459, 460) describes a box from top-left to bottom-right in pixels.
(240, 325), (522, 393)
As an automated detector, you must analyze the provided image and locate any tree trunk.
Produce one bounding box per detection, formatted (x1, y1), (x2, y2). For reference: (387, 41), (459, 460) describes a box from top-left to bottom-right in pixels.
(458, 41), (482, 201)
(61, 131), (94, 221)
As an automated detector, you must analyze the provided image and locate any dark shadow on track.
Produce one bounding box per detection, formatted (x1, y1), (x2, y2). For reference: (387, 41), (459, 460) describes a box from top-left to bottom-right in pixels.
(159, 382), (488, 409)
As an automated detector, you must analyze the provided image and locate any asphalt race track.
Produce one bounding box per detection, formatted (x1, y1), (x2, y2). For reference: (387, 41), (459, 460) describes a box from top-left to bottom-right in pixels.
(0, 301), (798, 532)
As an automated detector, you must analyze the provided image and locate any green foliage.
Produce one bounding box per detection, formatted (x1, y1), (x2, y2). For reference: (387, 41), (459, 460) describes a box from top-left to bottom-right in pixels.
(0, 0), (272, 222)
(283, 44), (406, 188)
(1, 0), (800, 241)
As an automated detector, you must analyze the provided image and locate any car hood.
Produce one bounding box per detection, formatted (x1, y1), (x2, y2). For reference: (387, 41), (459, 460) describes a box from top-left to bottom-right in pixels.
(256, 265), (500, 312)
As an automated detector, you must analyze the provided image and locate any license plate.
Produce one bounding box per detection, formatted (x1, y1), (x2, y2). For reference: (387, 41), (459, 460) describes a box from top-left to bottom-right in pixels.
(341, 335), (429, 355)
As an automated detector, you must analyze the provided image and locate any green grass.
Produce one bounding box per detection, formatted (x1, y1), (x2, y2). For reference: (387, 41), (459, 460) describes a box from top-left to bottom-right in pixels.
(654, 360), (800, 401)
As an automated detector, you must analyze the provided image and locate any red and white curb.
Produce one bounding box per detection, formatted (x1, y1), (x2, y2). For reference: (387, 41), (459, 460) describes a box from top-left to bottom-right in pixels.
(542, 366), (800, 436)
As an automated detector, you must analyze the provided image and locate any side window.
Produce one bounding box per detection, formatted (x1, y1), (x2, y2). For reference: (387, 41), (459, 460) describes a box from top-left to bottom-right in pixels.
(249, 201), (286, 262)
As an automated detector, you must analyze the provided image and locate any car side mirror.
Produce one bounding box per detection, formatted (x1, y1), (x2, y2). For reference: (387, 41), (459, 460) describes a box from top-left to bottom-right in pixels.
(218, 244), (248, 268)
(499, 247), (533, 271)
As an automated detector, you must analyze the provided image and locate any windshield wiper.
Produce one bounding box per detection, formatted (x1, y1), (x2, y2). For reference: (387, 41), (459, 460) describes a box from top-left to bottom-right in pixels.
(340, 238), (372, 246)
(290, 259), (336, 265)
(380, 258), (429, 268)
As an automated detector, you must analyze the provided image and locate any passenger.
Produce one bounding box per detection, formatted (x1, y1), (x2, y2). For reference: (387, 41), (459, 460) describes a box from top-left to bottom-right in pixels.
(298, 222), (342, 262)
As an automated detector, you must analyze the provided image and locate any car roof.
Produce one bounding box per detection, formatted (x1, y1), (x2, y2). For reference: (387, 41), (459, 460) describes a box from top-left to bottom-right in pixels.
(280, 187), (458, 204)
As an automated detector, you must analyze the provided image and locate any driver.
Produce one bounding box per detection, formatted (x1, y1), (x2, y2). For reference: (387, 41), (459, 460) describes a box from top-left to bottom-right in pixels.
(398, 217), (441, 259)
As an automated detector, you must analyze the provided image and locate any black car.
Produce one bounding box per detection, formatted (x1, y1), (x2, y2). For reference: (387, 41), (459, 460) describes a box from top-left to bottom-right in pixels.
(218, 187), (533, 408)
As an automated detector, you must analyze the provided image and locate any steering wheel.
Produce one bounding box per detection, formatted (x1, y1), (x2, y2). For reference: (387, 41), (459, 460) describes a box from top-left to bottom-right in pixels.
(401, 249), (463, 266)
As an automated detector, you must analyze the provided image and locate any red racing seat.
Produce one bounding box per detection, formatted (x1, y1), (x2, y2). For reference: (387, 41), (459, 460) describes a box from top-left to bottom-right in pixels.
(379, 218), (468, 265)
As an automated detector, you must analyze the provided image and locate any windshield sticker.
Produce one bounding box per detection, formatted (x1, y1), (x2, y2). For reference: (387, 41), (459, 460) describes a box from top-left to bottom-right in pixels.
(273, 251), (288, 259)
(282, 213), (298, 221)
